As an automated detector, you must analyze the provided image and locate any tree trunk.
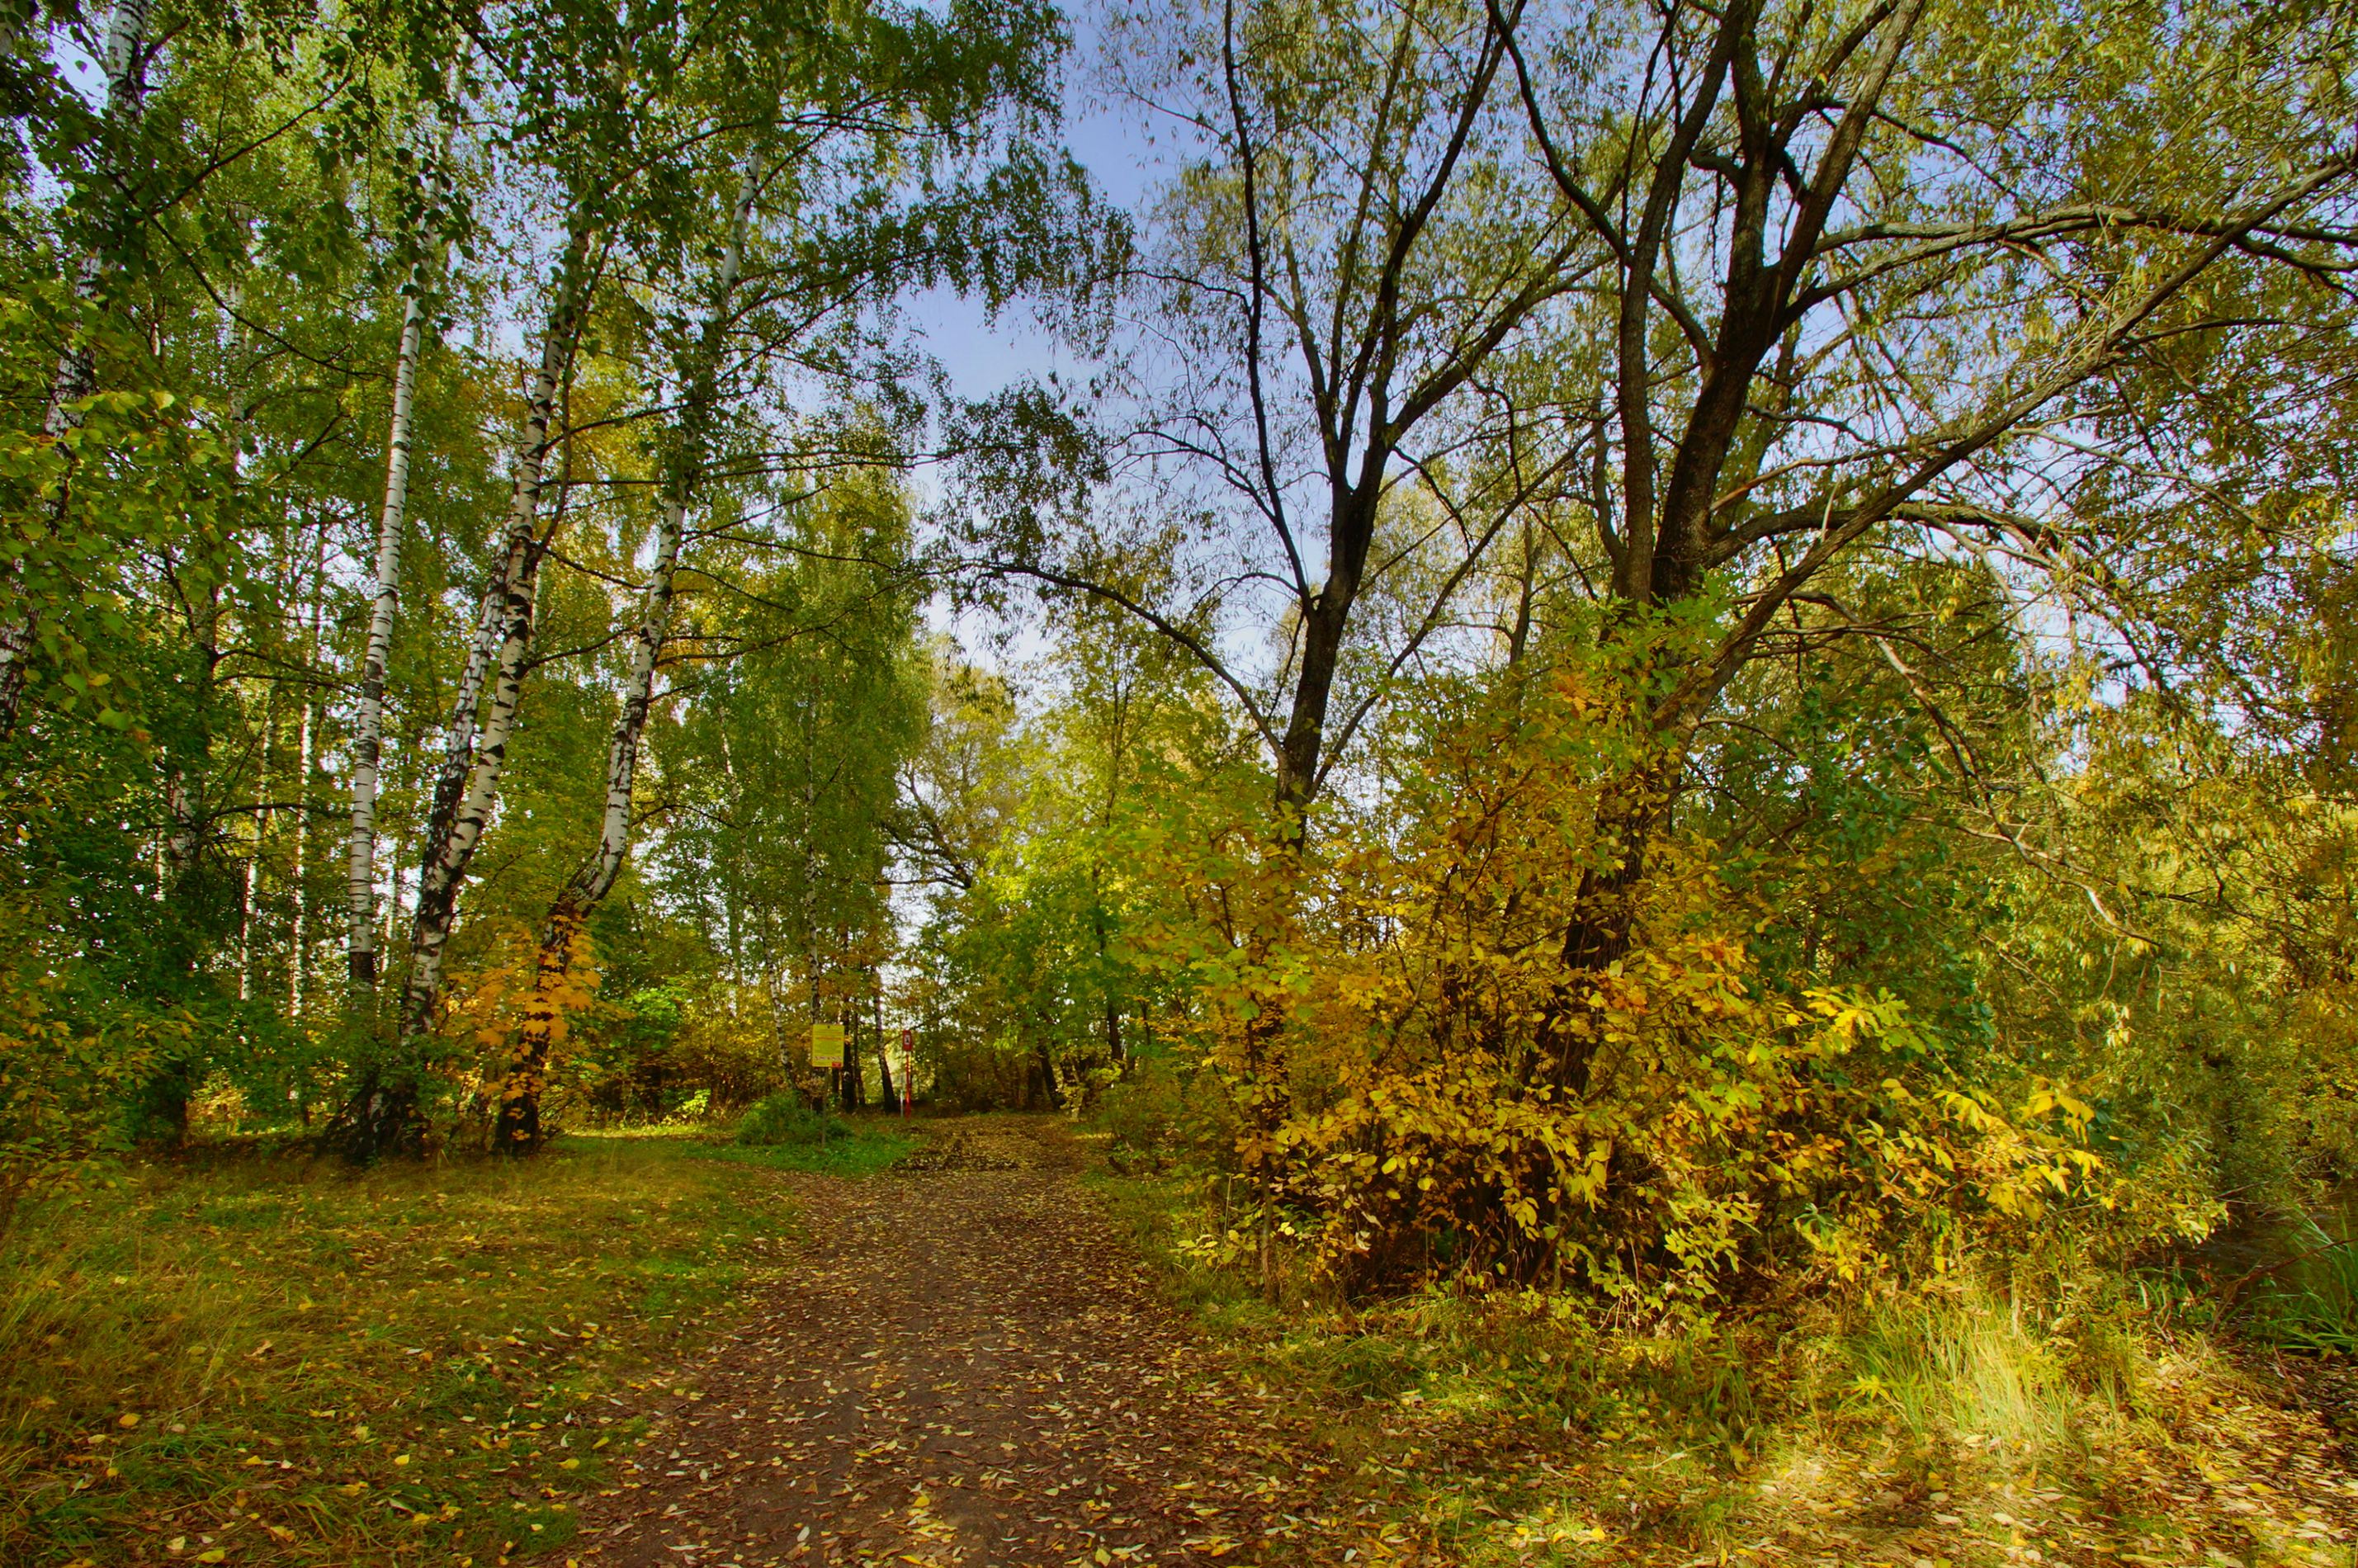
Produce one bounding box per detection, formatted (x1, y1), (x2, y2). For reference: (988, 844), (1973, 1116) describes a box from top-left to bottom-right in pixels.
(384, 852), (406, 956)
(0, 0), (153, 735)
(399, 225), (596, 1028)
(494, 910), (586, 1154)
(493, 161), (760, 1154)
(843, 1004), (865, 1111)
(1033, 1041), (1061, 1112)
(329, 220), (600, 1162)
(400, 488), (551, 1035)
(239, 687), (275, 1001)
(1530, 743), (1688, 1095)
(1088, 889), (1123, 1068)
(416, 522), (520, 885)
(491, 451), (689, 1151)
(1273, 595), (1350, 825)
(225, 300), (265, 1004)
(347, 241), (438, 986)
(1241, 489), (1380, 1163)
(286, 529), (325, 1018)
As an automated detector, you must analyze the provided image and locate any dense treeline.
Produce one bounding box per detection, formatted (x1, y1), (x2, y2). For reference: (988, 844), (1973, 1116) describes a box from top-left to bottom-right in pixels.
(0, 0), (1108, 1168)
(4, 0), (2356, 1317)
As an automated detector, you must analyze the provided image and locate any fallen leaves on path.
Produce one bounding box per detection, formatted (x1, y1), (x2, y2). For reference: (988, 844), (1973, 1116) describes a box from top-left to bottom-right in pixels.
(579, 1119), (1376, 1568)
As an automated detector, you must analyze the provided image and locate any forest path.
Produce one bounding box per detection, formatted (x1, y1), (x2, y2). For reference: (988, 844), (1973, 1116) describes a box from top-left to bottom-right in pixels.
(578, 1117), (1368, 1568)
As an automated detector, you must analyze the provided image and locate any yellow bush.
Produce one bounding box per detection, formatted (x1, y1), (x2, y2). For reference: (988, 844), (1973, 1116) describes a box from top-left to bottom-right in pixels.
(1149, 678), (2214, 1297)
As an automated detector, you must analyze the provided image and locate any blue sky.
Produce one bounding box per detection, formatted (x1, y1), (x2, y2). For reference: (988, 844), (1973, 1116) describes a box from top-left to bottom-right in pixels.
(905, 2), (1169, 403)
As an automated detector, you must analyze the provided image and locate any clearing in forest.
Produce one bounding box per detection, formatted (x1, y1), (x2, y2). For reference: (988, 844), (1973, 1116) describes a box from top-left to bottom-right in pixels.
(578, 1117), (1367, 1567)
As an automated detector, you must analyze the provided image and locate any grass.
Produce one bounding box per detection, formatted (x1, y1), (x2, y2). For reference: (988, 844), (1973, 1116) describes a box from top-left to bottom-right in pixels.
(2233, 1216), (2358, 1356)
(710, 1101), (922, 1175)
(0, 1123), (919, 1567)
(1084, 1156), (2358, 1567)
(692, 1130), (924, 1178)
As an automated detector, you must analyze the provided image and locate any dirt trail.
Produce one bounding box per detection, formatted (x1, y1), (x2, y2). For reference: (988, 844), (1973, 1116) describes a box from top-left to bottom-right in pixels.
(578, 1118), (1363, 1568)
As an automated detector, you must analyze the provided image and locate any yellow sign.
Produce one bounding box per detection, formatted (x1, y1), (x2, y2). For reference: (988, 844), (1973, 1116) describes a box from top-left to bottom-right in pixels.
(808, 1022), (844, 1069)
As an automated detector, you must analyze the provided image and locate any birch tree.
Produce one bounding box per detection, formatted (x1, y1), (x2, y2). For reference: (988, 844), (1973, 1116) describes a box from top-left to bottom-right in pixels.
(333, 212), (603, 1158)
(333, 0), (1087, 1153)
(492, 160), (763, 1152)
(347, 109), (465, 988)
(436, 0), (1097, 1147)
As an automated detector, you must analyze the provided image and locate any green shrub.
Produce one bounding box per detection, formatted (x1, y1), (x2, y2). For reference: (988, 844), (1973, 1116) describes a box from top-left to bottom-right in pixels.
(733, 1094), (848, 1147)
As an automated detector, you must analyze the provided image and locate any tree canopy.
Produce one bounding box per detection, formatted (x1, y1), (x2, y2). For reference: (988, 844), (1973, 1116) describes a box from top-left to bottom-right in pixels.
(1, 0), (2353, 1319)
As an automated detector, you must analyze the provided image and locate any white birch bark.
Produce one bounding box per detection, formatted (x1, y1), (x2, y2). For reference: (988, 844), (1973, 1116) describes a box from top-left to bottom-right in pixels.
(239, 687), (274, 1001)
(276, 529), (325, 1013)
(576, 482), (688, 904)
(397, 499), (546, 1041)
(397, 224), (600, 1043)
(423, 527), (516, 844)
(384, 857), (405, 952)
(43, 0), (150, 427)
(238, 851), (260, 1000)
(345, 104), (462, 982)
(227, 306), (266, 1004)
(346, 249), (437, 985)
(0, 0), (155, 734)
(574, 161), (759, 911)
(288, 664), (317, 1013)
(494, 161), (763, 1149)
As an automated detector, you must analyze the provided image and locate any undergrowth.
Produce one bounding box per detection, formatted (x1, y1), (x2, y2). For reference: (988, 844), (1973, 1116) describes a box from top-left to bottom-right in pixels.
(1085, 1155), (2358, 1566)
(2231, 1216), (2358, 1357)
(0, 1131), (890, 1566)
(730, 1094), (850, 1149)
(706, 1108), (920, 1176)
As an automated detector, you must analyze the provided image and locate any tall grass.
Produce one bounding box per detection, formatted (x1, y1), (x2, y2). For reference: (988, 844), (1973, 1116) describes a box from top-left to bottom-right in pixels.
(2234, 1215), (2358, 1354)
(1841, 1292), (2082, 1453)
(732, 1093), (848, 1147)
